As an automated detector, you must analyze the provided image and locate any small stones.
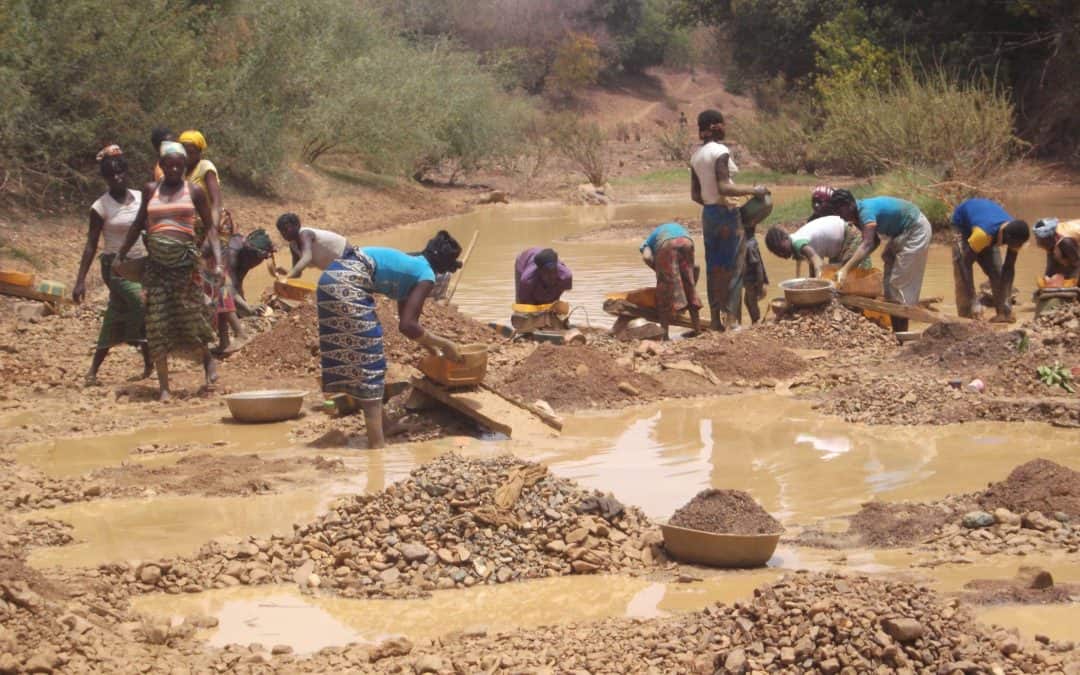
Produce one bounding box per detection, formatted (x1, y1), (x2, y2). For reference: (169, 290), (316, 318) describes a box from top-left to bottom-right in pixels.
(399, 543), (433, 563)
(993, 508), (1020, 526)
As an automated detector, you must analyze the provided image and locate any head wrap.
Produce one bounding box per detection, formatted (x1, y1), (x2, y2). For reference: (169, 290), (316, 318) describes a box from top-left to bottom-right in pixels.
(159, 141), (187, 158)
(1033, 218), (1059, 241)
(534, 248), (558, 268)
(178, 130), (207, 150)
(422, 230), (463, 273)
(245, 228), (274, 256)
(811, 185), (835, 204)
(96, 144), (123, 162)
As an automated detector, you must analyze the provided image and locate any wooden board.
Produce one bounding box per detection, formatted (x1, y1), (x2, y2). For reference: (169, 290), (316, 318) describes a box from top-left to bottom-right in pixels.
(837, 295), (968, 324)
(0, 282), (72, 306)
(602, 298), (706, 331)
(410, 377), (559, 438)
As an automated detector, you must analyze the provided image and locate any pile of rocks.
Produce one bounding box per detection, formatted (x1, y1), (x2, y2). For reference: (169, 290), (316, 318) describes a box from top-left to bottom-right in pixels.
(0, 459), (105, 511)
(920, 506), (1079, 558)
(757, 301), (897, 355)
(1033, 301), (1080, 351)
(92, 454), (663, 600)
(339, 572), (1077, 674)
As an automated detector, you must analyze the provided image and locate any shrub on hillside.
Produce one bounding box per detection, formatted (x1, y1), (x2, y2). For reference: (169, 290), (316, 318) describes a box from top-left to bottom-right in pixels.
(735, 114), (814, 175)
(546, 113), (610, 186)
(548, 32), (604, 101)
(816, 63), (1024, 178)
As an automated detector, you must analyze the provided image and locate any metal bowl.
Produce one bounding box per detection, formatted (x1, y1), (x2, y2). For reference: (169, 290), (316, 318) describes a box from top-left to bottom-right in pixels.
(225, 390), (307, 423)
(660, 523), (781, 568)
(779, 278), (835, 308)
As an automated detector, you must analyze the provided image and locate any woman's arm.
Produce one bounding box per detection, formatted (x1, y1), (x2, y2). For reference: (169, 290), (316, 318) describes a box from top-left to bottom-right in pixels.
(74, 209), (105, 303)
(400, 282), (462, 359)
(204, 170), (223, 230)
(116, 184), (152, 262)
(836, 223), (878, 283)
(191, 184), (221, 272)
(714, 154), (767, 198)
(800, 244), (826, 278)
(287, 231), (315, 278)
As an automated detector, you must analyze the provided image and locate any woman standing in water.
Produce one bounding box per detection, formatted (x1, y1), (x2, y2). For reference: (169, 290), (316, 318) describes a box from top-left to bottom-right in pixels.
(115, 141), (222, 401)
(303, 223), (465, 448)
(72, 145), (153, 385)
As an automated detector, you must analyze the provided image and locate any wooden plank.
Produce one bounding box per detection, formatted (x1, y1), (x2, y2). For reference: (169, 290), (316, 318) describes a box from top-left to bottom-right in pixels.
(602, 298), (707, 331)
(479, 383), (564, 431)
(838, 295), (969, 324)
(411, 376), (565, 439)
(0, 282), (72, 306)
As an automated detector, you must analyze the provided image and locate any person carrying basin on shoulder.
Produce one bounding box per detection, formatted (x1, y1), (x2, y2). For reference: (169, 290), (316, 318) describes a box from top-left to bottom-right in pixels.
(765, 215), (874, 280)
(821, 189), (931, 333)
(73, 144), (153, 386)
(689, 109), (770, 330)
(640, 221), (702, 341)
(515, 247), (572, 306)
(950, 198), (1029, 322)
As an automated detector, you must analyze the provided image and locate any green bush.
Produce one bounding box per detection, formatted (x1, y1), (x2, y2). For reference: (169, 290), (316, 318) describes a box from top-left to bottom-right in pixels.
(546, 113), (610, 186)
(735, 114), (814, 175)
(816, 62), (1024, 179)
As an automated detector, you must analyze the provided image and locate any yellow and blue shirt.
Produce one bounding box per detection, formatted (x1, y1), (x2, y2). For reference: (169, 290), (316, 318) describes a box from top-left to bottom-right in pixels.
(951, 198), (1015, 253)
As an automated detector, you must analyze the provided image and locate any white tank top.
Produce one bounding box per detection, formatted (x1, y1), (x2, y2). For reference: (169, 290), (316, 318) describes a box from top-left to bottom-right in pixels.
(690, 141), (739, 207)
(298, 227), (348, 269)
(91, 189), (145, 257)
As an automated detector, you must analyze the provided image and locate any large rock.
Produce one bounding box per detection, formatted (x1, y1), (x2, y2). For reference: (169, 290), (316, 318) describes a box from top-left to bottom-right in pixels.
(881, 617), (925, 644)
(962, 511), (995, 529)
(399, 543), (432, 563)
(723, 648), (747, 673)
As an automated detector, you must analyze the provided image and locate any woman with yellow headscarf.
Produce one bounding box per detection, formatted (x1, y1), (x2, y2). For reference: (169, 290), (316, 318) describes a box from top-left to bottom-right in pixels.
(179, 129), (241, 353)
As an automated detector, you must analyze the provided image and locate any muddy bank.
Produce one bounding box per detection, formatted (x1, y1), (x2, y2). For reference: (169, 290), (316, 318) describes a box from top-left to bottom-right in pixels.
(299, 572), (1077, 674)
(958, 566), (1080, 605)
(800, 460), (1080, 560)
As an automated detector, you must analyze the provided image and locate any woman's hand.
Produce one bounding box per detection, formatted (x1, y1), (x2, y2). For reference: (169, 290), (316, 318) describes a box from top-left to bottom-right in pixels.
(72, 281), (87, 304)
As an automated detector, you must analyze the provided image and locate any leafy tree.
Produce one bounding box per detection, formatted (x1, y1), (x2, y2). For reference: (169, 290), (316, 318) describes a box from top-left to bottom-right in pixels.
(548, 32), (604, 99)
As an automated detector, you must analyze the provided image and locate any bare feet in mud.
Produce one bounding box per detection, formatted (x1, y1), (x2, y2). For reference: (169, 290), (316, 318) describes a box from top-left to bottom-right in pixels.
(158, 389), (172, 403)
(83, 374), (101, 388)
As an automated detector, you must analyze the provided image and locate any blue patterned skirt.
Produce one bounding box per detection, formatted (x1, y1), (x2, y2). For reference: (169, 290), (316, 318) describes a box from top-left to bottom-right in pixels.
(317, 249), (386, 401)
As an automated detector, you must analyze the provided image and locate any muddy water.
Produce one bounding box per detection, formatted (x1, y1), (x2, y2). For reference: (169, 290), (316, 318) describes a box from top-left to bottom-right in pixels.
(16, 415), (300, 477)
(132, 571), (781, 653)
(977, 604), (1080, 643)
(543, 395), (1080, 524)
(248, 185), (1080, 327)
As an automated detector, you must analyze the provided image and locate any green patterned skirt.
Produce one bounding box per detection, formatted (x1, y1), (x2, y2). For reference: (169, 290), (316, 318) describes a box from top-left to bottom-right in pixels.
(143, 234), (215, 359)
(97, 253), (146, 349)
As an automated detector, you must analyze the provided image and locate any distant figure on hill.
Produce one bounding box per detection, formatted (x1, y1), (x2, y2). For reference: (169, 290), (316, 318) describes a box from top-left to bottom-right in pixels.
(514, 247), (572, 305)
(950, 198), (1030, 322)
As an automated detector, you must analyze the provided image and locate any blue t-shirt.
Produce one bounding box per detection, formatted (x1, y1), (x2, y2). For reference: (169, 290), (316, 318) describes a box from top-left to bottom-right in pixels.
(360, 247), (436, 300)
(857, 197), (921, 238)
(951, 198), (1014, 253)
(640, 222), (690, 255)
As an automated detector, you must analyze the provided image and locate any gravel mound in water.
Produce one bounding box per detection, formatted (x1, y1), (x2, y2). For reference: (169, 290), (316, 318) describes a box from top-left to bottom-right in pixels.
(668, 489), (783, 535)
(976, 458), (1080, 517)
(366, 572), (1076, 674)
(847, 500), (956, 547)
(501, 343), (663, 411)
(89, 454), (664, 600)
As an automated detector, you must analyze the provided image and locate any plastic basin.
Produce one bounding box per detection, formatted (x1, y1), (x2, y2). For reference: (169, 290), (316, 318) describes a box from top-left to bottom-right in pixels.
(275, 279), (316, 302)
(419, 343), (488, 387)
(0, 270), (35, 287)
(225, 390), (307, 423)
(779, 278), (835, 308)
(660, 523), (781, 568)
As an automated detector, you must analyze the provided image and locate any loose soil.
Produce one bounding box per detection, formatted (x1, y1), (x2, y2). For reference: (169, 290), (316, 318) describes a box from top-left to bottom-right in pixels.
(847, 501), (958, 548)
(976, 458), (1080, 517)
(960, 568), (1080, 605)
(668, 488), (783, 535)
(500, 343), (665, 411)
(666, 331), (807, 383)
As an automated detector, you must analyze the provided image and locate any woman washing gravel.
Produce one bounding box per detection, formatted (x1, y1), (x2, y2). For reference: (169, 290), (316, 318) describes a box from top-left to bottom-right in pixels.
(277, 214), (465, 448)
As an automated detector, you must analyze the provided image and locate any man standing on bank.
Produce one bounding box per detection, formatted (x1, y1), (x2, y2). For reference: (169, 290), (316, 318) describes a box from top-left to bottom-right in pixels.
(950, 198), (1029, 322)
(689, 109), (769, 330)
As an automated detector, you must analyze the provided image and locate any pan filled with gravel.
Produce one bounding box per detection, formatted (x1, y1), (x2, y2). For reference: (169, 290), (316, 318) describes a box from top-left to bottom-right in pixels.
(661, 489), (784, 567)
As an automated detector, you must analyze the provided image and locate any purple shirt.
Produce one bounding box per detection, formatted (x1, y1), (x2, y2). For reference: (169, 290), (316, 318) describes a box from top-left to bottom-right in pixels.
(515, 247), (573, 305)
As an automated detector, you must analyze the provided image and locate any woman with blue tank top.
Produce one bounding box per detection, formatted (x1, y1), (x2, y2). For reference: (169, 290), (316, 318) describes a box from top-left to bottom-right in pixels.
(275, 214), (463, 448)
